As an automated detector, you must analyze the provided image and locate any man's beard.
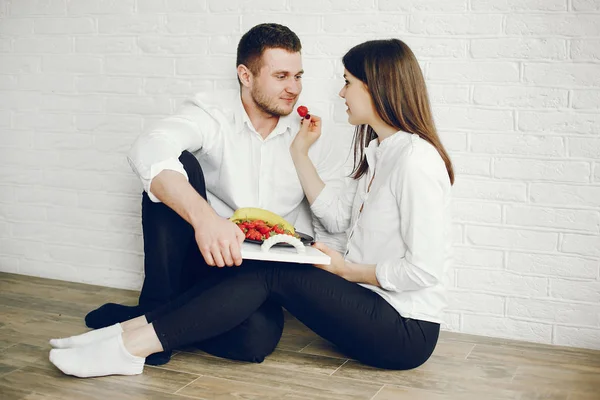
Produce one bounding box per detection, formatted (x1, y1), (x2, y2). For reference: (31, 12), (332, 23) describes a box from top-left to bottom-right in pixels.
(251, 86), (295, 117)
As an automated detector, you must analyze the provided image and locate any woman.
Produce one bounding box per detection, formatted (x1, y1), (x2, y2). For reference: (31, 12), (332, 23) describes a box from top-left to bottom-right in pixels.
(49, 39), (454, 377)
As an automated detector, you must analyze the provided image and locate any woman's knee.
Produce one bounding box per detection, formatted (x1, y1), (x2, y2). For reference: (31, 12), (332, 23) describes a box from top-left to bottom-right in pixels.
(360, 338), (438, 370)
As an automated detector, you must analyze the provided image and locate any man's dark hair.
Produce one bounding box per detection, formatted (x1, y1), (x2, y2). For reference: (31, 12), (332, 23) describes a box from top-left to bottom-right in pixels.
(236, 23), (302, 79)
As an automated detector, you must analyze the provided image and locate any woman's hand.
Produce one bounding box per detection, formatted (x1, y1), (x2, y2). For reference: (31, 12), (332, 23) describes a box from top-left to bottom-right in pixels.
(291, 114), (322, 156)
(312, 242), (381, 286)
(312, 242), (349, 279)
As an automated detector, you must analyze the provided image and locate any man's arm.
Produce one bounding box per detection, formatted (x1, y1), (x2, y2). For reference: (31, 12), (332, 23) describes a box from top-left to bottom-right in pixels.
(128, 95), (244, 267)
(127, 97), (215, 202)
(150, 170), (244, 267)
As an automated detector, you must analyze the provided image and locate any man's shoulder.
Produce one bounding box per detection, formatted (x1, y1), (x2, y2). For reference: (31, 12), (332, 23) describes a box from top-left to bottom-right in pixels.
(190, 89), (239, 107)
(186, 89), (241, 120)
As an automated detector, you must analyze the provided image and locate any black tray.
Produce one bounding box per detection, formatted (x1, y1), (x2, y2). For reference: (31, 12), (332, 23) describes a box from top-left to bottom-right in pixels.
(244, 231), (314, 247)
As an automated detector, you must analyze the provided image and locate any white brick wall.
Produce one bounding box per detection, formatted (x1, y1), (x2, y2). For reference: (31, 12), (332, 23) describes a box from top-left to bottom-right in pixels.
(0, 0), (599, 350)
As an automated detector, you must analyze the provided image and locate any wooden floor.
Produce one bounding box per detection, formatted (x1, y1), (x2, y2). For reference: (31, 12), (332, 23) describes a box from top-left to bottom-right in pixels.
(0, 272), (598, 400)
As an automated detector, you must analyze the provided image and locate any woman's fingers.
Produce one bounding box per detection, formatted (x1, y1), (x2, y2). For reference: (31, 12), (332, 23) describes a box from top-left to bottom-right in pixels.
(312, 241), (331, 254)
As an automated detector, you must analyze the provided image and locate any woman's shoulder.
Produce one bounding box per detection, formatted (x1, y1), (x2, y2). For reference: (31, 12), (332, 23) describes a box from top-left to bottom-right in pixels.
(391, 133), (449, 183)
(396, 134), (444, 166)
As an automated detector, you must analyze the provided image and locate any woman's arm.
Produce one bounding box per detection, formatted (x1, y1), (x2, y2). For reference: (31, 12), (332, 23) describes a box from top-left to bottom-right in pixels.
(291, 115), (357, 233)
(344, 262), (380, 286)
(290, 148), (325, 205)
(374, 145), (449, 292)
(312, 242), (380, 286)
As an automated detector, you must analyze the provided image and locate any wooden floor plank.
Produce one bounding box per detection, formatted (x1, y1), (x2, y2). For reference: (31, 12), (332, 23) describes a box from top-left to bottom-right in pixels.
(1, 272), (599, 400)
(0, 366), (189, 400)
(512, 364), (600, 396)
(0, 343), (53, 371)
(0, 362), (20, 378)
(277, 333), (316, 352)
(299, 338), (348, 359)
(568, 393), (600, 400)
(0, 385), (61, 400)
(372, 385), (483, 400)
(160, 351), (383, 400)
(372, 384), (570, 400)
(467, 342), (600, 369)
(99, 365), (202, 395)
(260, 348), (348, 375)
(177, 375), (326, 399)
(333, 358), (519, 397)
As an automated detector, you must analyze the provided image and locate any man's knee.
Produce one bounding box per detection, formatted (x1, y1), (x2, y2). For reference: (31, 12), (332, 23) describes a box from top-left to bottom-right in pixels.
(244, 301), (285, 341)
(178, 150), (198, 172)
(233, 301), (284, 362)
(199, 301), (284, 363)
(178, 151), (206, 198)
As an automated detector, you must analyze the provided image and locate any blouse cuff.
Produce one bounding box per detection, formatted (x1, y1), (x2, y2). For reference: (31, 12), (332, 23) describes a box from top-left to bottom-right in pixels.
(309, 184), (337, 220)
(375, 260), (399, 292)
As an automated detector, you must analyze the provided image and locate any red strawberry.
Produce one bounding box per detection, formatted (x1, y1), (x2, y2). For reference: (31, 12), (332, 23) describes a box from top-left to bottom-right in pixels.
(257, 225), (270, 234)
(297, 105), (309, 117)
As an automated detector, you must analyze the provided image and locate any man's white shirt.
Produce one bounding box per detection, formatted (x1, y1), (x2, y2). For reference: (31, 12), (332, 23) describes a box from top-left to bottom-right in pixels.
(127, 90), (351, 251)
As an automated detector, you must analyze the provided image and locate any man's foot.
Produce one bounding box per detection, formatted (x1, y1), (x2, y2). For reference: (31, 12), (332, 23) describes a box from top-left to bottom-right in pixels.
(50, 323), (123, 349)
(145, 350), (172, 366)
(85, 303), (143, 329)
(49, 335), (144, 378)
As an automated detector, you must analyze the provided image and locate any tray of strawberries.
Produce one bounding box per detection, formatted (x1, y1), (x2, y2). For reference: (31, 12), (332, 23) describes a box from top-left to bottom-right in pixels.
(230, 207), (314, 247)
(236, 219), (313, 247)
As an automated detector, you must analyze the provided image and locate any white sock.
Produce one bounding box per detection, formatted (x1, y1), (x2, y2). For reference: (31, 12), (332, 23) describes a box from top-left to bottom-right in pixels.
(49, 334), (144, 378)
(49, 323), (123, 349)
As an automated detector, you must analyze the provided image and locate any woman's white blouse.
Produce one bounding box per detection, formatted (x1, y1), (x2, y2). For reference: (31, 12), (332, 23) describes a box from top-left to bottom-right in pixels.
(311, 131), (453, 324)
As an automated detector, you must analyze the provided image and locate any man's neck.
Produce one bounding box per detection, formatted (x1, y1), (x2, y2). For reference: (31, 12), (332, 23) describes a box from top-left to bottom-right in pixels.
(240, 91), (280, 140)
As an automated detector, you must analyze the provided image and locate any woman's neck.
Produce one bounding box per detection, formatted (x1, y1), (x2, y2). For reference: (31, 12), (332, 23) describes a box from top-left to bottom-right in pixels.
(370, 120), (398, 143)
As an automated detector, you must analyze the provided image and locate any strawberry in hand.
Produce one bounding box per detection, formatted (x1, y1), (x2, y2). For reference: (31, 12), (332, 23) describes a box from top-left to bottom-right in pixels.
(297, 105), (309, 118)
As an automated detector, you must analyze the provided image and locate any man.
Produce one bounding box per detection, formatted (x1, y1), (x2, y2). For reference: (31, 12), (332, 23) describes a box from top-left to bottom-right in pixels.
(85, 23), (349, 365)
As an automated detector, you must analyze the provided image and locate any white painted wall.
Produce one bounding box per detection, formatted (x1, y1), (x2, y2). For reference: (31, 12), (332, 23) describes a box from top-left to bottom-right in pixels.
(0, 0), (599, 350)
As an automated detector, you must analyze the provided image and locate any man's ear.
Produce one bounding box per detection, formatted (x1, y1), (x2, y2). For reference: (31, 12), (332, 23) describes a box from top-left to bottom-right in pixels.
(237, 64), (252, 88)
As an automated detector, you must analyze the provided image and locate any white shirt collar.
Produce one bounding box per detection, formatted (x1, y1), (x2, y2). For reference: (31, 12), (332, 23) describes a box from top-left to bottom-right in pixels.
(365, 138), (380, 170)
(365, 130), (413, 168)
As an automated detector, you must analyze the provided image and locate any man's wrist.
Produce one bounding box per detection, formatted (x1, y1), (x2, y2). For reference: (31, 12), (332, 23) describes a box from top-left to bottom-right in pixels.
(189, 197), (217, 229)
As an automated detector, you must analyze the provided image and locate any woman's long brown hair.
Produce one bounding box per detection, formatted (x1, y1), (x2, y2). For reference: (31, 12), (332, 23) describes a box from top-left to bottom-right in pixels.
(342, 39), (454, 185)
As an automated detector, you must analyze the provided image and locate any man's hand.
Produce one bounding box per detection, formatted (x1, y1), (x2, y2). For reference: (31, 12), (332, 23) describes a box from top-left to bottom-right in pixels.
(194, 215), (245, 267)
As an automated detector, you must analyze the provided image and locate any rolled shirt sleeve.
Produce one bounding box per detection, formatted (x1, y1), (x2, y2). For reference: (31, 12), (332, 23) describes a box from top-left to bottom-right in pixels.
(127, 96), (218, 203)
(310, 176), (358, 234)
